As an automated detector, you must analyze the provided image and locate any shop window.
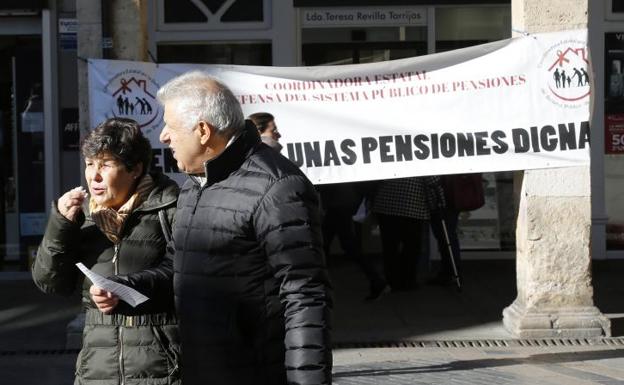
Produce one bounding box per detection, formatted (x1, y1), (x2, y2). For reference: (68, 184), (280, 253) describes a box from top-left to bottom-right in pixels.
(604, 33), (624, 251)
(158, 42), (272, 65)
(302, 27), (427, 66)
(435, 6), (510, 52)
(0, 36), (46, 271)
(434, 5), (514, 251)
(164, 0), (208, 23)
(159, 0), (269, 30)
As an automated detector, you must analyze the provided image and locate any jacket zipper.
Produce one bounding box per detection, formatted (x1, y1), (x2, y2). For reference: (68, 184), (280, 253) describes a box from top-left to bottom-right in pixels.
(111, 242), (124, 383)
(112, 243), (120, 275)
(191, 187), (202, 215)
(112, 235), (125, 382)
(119, 326), (125, 385)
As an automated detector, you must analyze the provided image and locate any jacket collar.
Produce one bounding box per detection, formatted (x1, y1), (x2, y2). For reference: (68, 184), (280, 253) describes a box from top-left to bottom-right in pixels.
(200, 120), (261, 187)
(136, 171), (179, 211)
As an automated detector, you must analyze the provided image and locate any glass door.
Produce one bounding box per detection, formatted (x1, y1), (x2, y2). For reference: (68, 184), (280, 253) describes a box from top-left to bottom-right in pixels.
(0, 36), (45, 271)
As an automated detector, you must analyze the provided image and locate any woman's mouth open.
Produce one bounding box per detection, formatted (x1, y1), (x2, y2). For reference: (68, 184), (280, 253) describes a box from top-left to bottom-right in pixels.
(91, 187), (106, 195)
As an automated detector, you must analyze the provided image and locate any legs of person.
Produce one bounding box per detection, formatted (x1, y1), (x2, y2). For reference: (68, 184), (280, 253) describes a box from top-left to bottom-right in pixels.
(377, 214), (402, 290)
(396, 217), (428, 290)
(335, 211), (386, 292)
(321, 211), (337, 262)
(334, 208), (360, 260)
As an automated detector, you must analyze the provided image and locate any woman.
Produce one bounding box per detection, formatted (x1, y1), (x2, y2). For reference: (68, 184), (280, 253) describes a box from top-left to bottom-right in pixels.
(32, 118), (180, 385)
(248, 111), (282, 151)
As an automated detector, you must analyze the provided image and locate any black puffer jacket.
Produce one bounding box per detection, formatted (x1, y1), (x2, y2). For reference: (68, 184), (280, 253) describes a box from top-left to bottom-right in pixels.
(32, 172), (180, 385)
(173, 122), (332, 385)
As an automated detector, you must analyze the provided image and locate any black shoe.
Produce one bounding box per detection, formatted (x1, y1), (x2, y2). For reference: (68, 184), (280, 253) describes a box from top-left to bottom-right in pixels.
(364, 284), (391, 301)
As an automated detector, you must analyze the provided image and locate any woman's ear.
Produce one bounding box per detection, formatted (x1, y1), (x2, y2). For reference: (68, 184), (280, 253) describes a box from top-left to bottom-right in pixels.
(133, 163), (144, 179)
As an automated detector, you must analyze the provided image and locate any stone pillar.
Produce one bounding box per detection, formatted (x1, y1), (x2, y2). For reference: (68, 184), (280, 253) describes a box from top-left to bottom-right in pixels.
(77, 0), (148, 134)
(77, 0), (102, 133)
(503, 0), (610, 338)
(109, 0), (149, 61)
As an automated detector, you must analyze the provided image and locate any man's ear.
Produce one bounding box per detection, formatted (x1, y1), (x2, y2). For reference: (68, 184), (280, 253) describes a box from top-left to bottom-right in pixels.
(197, 121), (213, 145)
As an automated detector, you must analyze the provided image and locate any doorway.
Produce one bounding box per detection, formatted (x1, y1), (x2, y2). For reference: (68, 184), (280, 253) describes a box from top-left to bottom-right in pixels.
(0, 36), (45, 271)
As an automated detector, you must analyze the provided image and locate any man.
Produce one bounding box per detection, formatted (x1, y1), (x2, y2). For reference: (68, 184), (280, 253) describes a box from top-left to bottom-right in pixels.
(157, 71), (332, 385)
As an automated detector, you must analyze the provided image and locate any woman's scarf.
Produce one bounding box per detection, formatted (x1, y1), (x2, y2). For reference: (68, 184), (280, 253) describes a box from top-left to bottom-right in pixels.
(90, 174), (155, 244)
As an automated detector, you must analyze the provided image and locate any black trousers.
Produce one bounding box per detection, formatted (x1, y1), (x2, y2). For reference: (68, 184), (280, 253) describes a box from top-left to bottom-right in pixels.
(377, 214), (429, 290)
(323, 208), (386, 291)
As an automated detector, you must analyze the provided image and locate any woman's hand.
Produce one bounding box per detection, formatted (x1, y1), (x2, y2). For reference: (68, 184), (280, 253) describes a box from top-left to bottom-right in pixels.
(57, 187), (88, 222)
(90, 285), (119, 314)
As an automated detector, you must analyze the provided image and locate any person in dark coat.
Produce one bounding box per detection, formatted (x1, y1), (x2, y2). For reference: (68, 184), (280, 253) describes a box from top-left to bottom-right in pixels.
(32, 118), (180, 385)
(318, 182), (388, 301)
(156, 71), (332, 385)
(371, 176), (444, 291)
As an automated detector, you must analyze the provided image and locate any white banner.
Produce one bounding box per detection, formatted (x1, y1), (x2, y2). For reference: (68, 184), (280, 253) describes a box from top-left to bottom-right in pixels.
(89, 29), (590, 185)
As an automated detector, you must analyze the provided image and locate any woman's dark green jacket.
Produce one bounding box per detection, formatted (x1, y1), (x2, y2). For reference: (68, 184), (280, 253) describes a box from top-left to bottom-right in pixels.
(32, 172), (180, 385)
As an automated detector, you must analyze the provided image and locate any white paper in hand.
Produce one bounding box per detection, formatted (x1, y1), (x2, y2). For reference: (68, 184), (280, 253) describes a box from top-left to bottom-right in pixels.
(76, 263), (149, 307)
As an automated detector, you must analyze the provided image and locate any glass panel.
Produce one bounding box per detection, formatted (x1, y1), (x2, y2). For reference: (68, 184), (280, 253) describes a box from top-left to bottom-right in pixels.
(163, 0), (265, 23)
(199, 0), (229, 14)
(0, 36), (45, 271)
(604, 33), (624, 250)
(435, 6), (511, 52)
(221, 0), (264, 22)
(302, 26), (427, 66)
(164, 0), (208, 23)
(158, 42), (272, 65)
(458, 172), (515, 250)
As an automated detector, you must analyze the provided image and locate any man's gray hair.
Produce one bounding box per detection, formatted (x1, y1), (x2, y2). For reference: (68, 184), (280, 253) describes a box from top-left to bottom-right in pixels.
(157, 71), (245, 138)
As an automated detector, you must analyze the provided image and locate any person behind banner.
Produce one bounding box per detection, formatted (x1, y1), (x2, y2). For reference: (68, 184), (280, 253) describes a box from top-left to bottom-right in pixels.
(428, 173), (485, 286)
(248, 111), (283, 152)
(371, 176), (444, 291)
(156, 71), (332, 385)
(318, 181), (389, 301)
(31, 118), (181, 385)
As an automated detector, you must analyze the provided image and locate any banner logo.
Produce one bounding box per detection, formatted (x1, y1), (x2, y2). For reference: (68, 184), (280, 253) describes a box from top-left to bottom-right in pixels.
(105, 69), (162, 134)
(538, 39), (590, 107)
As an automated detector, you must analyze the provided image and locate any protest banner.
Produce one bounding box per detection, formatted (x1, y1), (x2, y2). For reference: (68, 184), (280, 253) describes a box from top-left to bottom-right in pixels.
(89, 29), (589, 184)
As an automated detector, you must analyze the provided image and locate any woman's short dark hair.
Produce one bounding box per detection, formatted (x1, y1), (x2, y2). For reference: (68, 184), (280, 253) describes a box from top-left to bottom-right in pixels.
(81, 118), (152, 176)
(248, 112), (274, 133)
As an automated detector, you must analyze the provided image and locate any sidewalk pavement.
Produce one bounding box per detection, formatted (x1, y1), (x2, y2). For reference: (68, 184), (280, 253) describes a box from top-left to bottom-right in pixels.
(1, 260), (623, 384)
(333, 345), (624, 384)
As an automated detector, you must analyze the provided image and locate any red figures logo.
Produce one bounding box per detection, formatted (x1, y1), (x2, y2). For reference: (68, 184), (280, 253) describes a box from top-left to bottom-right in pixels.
(106, 69), (162, 134)
(538, 39), (590, 108)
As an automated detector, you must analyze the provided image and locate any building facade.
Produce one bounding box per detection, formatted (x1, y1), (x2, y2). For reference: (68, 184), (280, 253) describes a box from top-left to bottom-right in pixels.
(0, 1), (621, 337)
